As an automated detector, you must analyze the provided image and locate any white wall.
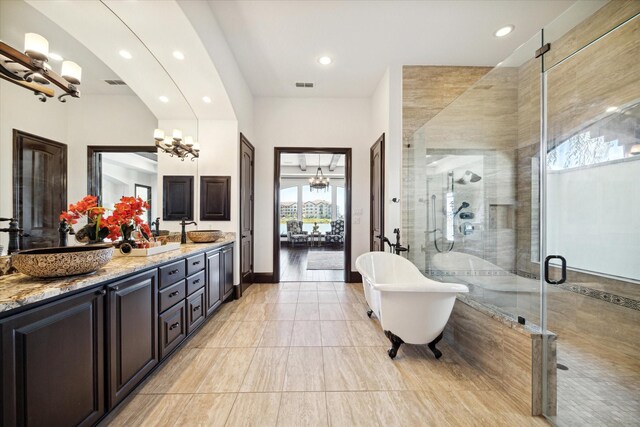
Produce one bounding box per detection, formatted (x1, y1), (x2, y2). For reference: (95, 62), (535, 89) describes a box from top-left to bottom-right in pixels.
(371, 65), (403, 238)
(253, 97), (371, 273)
(546, 158), (640, 280)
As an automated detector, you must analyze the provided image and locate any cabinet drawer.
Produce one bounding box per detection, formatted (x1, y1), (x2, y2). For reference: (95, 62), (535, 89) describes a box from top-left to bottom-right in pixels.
(159, 280), (186, 313)
(187, 288), (206, 334)
(159, 302), (186, 359)
(159, 260), (186, 289)
(186, 253), (205, 276)
(186, 270), (205, 295)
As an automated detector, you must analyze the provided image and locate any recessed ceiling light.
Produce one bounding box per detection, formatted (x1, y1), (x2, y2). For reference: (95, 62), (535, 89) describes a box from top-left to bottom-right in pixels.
(202, 96), (212, 104)
(318, 56), (332, 65)
(159, 96), (169, 103)
(49, 52), (63, 61)
(173, 51), (185, 60)
(494, 25), (515, 37)
(119, 50), (132, 59)
(606, 106), (618, 113)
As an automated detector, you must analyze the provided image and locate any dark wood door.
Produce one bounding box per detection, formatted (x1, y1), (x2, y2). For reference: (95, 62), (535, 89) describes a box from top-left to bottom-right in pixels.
(0, 287), (105, 427)
(163, 176), (194, 221)
(108, 270), (158, 408)
(222, 245), (234, 299)
(206, 250), (221, 315)
(370, 134), (385, 251)
(240, 134), (255, 293)
(13, 130), (67, 250)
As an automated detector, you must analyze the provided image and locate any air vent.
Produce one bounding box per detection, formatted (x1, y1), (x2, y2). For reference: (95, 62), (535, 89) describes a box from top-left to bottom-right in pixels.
(295, 82), (314, 88)
(104, 79), (127, 86)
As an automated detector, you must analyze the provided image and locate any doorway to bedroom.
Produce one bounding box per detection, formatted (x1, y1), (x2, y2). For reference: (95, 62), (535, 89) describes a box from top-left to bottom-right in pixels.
(274, 148), (352, 282)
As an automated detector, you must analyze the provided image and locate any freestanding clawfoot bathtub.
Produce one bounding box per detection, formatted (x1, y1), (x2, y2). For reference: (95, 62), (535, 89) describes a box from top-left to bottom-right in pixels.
(355, 252), (468, 359)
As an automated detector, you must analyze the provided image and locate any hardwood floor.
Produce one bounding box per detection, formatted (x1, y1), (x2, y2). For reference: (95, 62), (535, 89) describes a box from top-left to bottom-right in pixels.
(101, 283), (548, 427)
(279, 244), (344, 282)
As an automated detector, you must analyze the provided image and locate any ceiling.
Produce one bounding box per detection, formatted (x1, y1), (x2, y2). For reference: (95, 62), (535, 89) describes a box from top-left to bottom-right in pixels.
(208, 0), (577, 97)
(281, 153), (345, 168)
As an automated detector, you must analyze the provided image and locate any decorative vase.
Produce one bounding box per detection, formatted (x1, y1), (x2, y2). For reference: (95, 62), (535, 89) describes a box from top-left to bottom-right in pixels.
(75, 222), (109, 244)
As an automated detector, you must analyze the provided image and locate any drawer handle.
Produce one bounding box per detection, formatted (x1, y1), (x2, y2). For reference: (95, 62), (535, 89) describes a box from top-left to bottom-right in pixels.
(169, 322), (180, 330)
(193, 261), (201, 265)
(168, 269), (179, 275)
(193, 305), (201, 311)
(193, 279), (200, 285)
(169, 291), (180, 298)
(96, 289), (106, 296)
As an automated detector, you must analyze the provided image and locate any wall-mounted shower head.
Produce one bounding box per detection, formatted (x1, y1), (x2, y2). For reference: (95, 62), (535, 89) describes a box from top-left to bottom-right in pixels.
(456, 170), (482, 184)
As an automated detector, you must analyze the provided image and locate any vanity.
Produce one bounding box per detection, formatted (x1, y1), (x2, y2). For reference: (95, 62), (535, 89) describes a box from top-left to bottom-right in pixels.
(0, 235), (234, 426)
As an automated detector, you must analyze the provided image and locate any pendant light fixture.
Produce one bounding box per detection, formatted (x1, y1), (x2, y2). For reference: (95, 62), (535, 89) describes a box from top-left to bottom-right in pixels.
(153, 126), (200, 161)
(309, 154), (329, 192)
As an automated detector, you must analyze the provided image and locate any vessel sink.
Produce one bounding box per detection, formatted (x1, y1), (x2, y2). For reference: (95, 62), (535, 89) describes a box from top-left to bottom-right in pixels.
(187, 230), (225, 243)
(12, 245), (114, 278)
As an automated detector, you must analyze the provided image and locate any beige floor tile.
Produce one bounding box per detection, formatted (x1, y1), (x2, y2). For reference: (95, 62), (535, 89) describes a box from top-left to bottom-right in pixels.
(259, 320), (294, 347)
(195, 320), (241, 348)
(298, 291), (319, 303)
(317, 290), (340, 303)
(357, 347), (408, 391)
(163, 348), (223, 393)
(323, 347), (368, 391)
(271, 291), (299, 303)
(240, 347), (289, 392)
(277, 392), (328, 427)
(316, 283), (336, 291)
(320, 321), (353, 346)
(138, 348), (199, 394)
(347, 320), (388, 346)
(266, 303), (297, 320)
(104, 394), (192, 427)
(280, 283), (300, 291)
(318, 303), (345, 320)
(225, 321), (266, 347)
(283, 347), (325, 391)
(298, 282), (318, 291)
(172, 393), (237, 427)
(242, 303), (271, 321)
(369, 391), (445, 426)
(197, 348), (256, 393)
(339, 302), (369, 320)
(325, 392), (378, 427)
(295, 303), (320, 320)
(225, 392), (281, 427)
(291, 321), (322, 346)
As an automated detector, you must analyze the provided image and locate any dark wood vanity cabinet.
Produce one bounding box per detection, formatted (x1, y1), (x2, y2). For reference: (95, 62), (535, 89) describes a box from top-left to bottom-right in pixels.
(0, 242), (234, 426)
(108, 270), (158, 408)
(0, 287), (105, 427)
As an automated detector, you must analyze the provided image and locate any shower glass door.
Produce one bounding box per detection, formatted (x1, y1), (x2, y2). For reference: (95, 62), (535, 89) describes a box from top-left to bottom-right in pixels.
(541, 10), (640, 425)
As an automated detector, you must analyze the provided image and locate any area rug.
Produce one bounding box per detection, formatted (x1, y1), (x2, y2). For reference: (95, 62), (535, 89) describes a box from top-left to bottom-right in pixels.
(306, 251), (344, 270)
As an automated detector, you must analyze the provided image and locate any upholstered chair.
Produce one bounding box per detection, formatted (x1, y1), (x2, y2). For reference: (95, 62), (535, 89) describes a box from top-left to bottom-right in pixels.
(286, 220), (308, 246)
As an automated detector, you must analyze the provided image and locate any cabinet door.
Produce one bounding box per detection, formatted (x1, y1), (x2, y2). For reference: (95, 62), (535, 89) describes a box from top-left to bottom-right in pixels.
(206, 250), (221, 315)
(1, 287), (105, 427)
(159, 302), (186, 359)
(108, 270), (158, 408)
(222, 245), (234, 299)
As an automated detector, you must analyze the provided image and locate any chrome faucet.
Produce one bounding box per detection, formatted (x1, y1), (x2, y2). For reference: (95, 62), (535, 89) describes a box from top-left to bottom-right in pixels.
(180, 218), (197, 244)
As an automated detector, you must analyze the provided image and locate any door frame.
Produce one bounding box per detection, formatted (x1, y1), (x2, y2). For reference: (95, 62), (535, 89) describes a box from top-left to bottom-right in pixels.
(86, 145), (157, 199)
(239, 133), (255, 294)
(273, 147), (352, 283)
(370, 134), (385, 251)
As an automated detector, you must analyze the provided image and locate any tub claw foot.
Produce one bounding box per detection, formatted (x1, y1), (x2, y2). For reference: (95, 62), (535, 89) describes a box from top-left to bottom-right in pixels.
(366, 309), (373, 318)
(428, 332), (443, 359)
(384, 330), (404, 359)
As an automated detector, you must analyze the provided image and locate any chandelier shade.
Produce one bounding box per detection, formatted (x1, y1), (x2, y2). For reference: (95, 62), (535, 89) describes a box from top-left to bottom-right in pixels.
(309, 154), (330, 191)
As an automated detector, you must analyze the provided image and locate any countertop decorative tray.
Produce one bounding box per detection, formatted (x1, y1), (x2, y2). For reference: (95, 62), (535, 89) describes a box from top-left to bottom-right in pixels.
(113, 242), (181, 257)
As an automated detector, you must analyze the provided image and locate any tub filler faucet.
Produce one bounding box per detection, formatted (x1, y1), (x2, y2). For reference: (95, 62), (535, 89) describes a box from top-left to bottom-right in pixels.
(382, 228), (409, 255)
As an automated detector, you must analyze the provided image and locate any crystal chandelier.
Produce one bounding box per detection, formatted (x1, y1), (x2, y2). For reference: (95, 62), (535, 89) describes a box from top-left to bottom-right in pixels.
(153, 128), (200, 161)
(309, 154), (329, 192)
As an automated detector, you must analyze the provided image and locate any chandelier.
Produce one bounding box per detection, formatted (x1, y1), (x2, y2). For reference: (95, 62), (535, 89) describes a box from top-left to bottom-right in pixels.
(309, 154), (330, 192)
(0, 33), (81, 102)
(153, 128), (200, 161)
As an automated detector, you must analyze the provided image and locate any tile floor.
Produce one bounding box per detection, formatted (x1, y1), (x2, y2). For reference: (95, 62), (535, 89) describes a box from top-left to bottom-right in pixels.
(101, 282), (548, 426)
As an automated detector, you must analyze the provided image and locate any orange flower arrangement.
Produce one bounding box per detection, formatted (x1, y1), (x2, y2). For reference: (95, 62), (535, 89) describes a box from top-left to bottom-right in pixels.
(60, 195), (152, 244)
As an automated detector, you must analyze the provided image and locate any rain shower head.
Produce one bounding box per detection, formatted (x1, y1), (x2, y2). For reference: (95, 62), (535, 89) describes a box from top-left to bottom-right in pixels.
(456, 170), (482, 184)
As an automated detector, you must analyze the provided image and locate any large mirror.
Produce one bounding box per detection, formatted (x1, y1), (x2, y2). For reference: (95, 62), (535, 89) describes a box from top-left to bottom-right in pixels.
(0, 0), (198, 254)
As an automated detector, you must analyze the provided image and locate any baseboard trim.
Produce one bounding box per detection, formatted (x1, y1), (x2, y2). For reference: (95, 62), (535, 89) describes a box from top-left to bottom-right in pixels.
(348, 271), (362, 283)
(253, 272), (275, 283)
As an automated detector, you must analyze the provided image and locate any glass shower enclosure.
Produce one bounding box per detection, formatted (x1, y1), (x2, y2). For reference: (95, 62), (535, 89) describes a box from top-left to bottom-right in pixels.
(402, 2), (639, 424)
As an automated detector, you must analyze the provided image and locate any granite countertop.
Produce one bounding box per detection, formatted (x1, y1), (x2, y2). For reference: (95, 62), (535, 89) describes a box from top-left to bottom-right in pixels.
(0, 233), (235, 315)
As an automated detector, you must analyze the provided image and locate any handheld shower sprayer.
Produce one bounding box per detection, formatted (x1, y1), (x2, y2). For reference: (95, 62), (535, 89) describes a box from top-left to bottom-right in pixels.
(453, 201), (470, 217)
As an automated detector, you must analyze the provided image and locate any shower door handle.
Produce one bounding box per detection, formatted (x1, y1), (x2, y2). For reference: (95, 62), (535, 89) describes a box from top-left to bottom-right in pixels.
(544, 255), (566, 285)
